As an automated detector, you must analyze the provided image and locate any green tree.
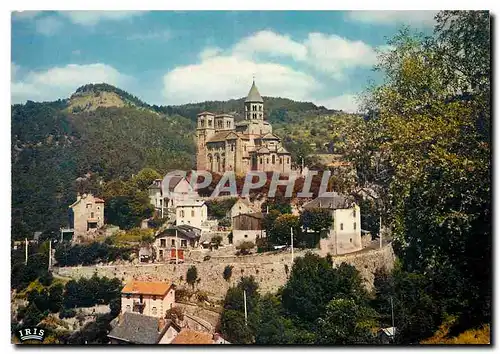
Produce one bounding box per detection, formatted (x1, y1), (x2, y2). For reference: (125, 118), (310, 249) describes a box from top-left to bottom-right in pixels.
(131, 168), (161, 191)
(236, 241), (255, 255)
(223, 265), (233, 282)
(186, 266), (198, 289)
(299, 208), (332, 247)
(267, 214), (299, 247)
(315, 298), (378, 344)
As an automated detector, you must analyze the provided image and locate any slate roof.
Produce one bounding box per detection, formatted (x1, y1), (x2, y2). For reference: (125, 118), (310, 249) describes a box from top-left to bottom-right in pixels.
(107, 312), (164, 344)
(156, 225), (202, 240)
(302, 192), (355, 210)
(171, 329), (214, 345)
(121, 280), (172, 296)
(245, 80), (264, 103)
(233, 212), (264, 220)
(165, 176), (184, 192)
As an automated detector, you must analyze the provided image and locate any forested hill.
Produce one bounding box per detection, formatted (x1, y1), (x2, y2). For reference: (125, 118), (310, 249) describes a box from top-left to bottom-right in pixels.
(11, 83), (346, 237)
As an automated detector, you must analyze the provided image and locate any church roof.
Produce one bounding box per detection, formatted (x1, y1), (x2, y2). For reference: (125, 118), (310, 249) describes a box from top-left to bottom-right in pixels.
(277, 146), (290, 154)
(256, 147), (270, 154)
(206, 131), (232, 142)
(245, 80), (263, 103)
(258, 133), (280, 140)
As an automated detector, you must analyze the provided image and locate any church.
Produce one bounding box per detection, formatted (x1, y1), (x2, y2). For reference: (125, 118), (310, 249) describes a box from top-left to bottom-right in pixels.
(196, 81), (292, 175)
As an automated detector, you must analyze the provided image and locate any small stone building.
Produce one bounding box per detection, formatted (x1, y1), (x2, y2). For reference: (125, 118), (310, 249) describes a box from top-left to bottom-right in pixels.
(148, 174), (199, 218)
(68, 193), (104, 240)
(232, 212), (266, 246)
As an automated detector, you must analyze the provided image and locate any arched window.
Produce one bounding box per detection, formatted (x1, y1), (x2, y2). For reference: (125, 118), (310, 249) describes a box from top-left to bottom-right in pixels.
(272, 155), (275, 164)
(340, 223), (344, 230)
(152, 307), (157, 316)
(353, 222), (357, 230)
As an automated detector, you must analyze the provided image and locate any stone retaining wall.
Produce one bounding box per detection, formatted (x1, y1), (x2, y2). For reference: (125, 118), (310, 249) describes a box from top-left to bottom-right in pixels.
(55, 243), (395, 299)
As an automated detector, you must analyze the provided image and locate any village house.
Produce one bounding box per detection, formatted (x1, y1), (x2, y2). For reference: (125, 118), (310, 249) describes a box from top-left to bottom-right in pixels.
(232, 212), (266, 246)
(148, 174), (199, 218)
(196, 80), (292, 175)
(154, 225), (202, 262)
(303, 192), (362, 255)
(120, 280), (175, 318)
(68, 193), (105, 240)
(226, 198), (257, 226)
(175, 200), (207, 230)
(108, 312), (181, 344)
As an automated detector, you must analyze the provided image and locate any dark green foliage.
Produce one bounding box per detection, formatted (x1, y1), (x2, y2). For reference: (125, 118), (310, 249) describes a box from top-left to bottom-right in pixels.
(105, 194), (153, 230)
(23, 303), (44, 327)
(300, 208), (332, 236)
(223, 265), (233, 282)
(186, 266), (198, 289)
(63, 275), (122, 308)
(206, 198), (237, 219)
(262, 198), (292, 214)
(236, 241), (255, 255)
(59, 307), (77, 319)
(282, 253), (367, 326)
(315, 298), (378, 344)
(54, 242), (133, 266)
(66, 313), (115, 344)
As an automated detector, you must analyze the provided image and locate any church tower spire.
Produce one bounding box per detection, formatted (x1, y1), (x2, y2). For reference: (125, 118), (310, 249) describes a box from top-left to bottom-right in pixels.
(244, 80), (264, 121)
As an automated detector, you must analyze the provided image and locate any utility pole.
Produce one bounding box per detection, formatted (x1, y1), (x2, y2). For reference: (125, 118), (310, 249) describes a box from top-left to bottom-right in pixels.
(243, 290), (248, 326)
(25, 238), (28, 265)
(290, 227), (294, 264)
(379, 215), (383, 249)
(390, 296), (395, 343)
(175, 228), (179, 265)
(48, 239), (52, 271)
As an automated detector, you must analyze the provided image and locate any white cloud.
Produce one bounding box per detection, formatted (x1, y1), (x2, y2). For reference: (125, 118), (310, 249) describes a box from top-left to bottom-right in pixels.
(346, 11), (438, 27)
(232, 30), (307, 61)
(199, 47), (223, 61)
(34, 16), (64, 36)
(72, 49), (81, 56)
(230, 30), (377, 79)
(304, 33), (377, 79)
(126, 30), (171, 41)
(11, 63), (20, 81)
(162, 55), (319, 105)
(59, 11), (144, 26)
(11, 63), (131, 104)
(315, 94), (360, 113)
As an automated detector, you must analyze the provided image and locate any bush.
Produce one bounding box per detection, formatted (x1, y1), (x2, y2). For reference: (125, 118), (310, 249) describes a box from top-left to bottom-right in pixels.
(175, 288), (191, 302)
(59, 308), (76, 319)
(223, 265), (233, 282)
(165, 306), (184, 322)
(236, 241), (255, 255)
(186, 266), (198, 289)
(211, 235), (223, 247)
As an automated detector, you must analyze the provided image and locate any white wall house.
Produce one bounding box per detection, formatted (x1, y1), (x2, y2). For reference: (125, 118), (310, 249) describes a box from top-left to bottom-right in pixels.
(227, 198), (257, 226)
(120, 280), (175, 318)
(148, 174), (200, 218)
(175, 200), (207, 230)
(303, 193), (362, 255)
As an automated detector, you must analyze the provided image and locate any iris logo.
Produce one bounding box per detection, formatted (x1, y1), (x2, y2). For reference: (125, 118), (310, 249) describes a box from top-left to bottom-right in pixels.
(16, 327), (46, 343)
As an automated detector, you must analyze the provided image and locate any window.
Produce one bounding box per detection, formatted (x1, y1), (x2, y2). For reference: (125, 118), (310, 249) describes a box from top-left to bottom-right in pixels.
(91, 212), (94, 218)
(208, 120), (212, 127)
(244, 234), (248, 238)
(227, 121), (230, 128)
(180, 210), (185, 218)
(259, 113), (263, 118)
(287, 158), (290, 164)
(259, 105), (262, 111)
(125, 305), (131, 312)
(253, 113), (257, 119)
(126, 294), (131, 299)
(160, 239), (166, 247)
(353, 209), (356, 217)
(152, 296), (157, 301)
(244, 145), (247, 151)
(353, 222), (357, 230)
(272, 155), (275, 164)
(350, 238), (353, 243)
(260, 158), (263, 164)
(181, 240), (187, 247)
(152, 307), (157, 316)
(191, 209), (195, 217)
(231, 144), (234, 152)
(86, 203), (92, 209)
(340, 223), (344, 230)
(280, 158), (283, 164)
(171, 239), (176, 247)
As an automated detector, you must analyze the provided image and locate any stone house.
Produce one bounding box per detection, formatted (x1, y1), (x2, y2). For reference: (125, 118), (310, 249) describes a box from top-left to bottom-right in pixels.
(303, 192), (361, 255)
(175, 200), (207, 230)
(148, 174), (199, 218)
(154, 225), (202, 262)
(196, 80), (292, 175)
(226, 198), (257, 225)
(108, 312), (181, 344)
(232, 212), (266, 246)
(68, 193), (105, 240)
(120, 280), (175, 318)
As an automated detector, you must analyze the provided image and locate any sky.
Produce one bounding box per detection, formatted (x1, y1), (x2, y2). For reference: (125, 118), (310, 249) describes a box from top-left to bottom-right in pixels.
(11, 10), (437, 112)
